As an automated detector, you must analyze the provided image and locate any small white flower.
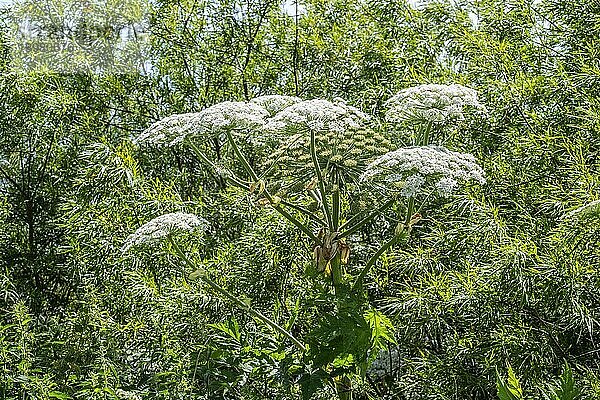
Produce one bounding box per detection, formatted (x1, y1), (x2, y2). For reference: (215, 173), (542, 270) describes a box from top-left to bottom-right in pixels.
(360, 145), (485, 197)
(122, 212), (208, 251)
(401, 174), (425, 197)
(435, 176), (459, 197)
(135, 102), (269, 147)
(265, 98), (369, 133)
(135, 113), (205, 147)
(199, 101), (269, 132)
(249, 95), (302, 115)
(385, 83), (485, 124)
(307, 119), (325, 132)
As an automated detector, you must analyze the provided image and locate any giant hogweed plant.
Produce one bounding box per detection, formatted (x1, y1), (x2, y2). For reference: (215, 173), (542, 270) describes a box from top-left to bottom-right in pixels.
(122, 85), (486, 398)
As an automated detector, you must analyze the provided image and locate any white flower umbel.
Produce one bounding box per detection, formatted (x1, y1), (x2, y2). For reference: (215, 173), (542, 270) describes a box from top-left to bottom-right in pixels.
(135, 102), (269, 147)
(435, 176), (459, 197)
(385, 83), (485, 124)
(198, 101), (269, 132)
(249, 95), (302, 116)
(265, 98), (369, 133)
(360, 146), (486, 197)
(135, 113), (205, 147)
(122, 212), (208, 252)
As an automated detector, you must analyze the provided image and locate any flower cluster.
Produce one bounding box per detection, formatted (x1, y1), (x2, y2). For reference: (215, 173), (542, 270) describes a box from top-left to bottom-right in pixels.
(249, 95), (302, 116)
(385, 83), (485, 124)
(248, 98), (380, 190)
(136, 97), (370, 151)
(265, 98), (369, 133)
(122, 212), (208, 251)
(368, 348), (401, 379)
(269, 128), (393, 191)
(136, 102), (269, 147)
(360, 146), (486, 197)
(198, 101), (269, 132)
(135, 113), (206, 147)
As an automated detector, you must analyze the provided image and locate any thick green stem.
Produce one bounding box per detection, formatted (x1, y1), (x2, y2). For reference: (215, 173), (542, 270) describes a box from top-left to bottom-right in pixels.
(332, 190), (340, 232)
(274, 204), (321, 244)
(309, 130), (333, 230)
(404, 196), (415, 227)
(280, 199), (327, 227)
(330, 254), (343, 295)
(419, 120), (433, 146)
(339, 198), (395, 239)
(353, 196), (414, 289)
(169, 237), (306, 352)
(352, 235), (400, 291)
(225, 129), (260, 182)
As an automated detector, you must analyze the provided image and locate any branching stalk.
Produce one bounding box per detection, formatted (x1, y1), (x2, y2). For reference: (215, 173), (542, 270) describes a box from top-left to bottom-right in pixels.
(353, 196), (414, 289)
(280, 199), (327, 227)
(188, 140), (250, 190)
(169, 237), (306, 352)
(419, 120), (433, 146)
(223, 130), (320, 244)
(339, 198), (395, 239)
(225, 129), (260, 182)
(352, 234), (400, 291)
(274, 204), (321, 244)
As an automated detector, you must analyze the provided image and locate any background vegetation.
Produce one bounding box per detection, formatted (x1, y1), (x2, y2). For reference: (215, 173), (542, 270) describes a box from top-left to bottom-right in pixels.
(0, 0), (599, 398)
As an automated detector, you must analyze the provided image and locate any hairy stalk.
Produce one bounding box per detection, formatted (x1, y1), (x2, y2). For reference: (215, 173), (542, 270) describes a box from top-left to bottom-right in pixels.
(309, 129), (333, 230)
(169, 237), (306, 352)
(330, 188), (343, 293)
(188, 140), (250, 190)
(187, 141), (249, 190)
(223, 130), (320, 244)
(419, 120), (433, 146)
(274, 204), (321, 244)
(280, 199), (327, 227)
(404, 196), (415, 227)
(352, 234), (400, 291)
(225, 129), (260, 182)
(339, 198), (396, 239)
(332, 189), (340, 231)
(353, 197), (413, 289)
(330, 254), (343, 295)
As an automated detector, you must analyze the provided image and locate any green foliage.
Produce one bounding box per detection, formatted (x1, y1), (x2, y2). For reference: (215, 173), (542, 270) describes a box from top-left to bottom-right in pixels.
(498, 363), (582, 400)
(550, 364), (581, 400)
(497, 366), (524, 400)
